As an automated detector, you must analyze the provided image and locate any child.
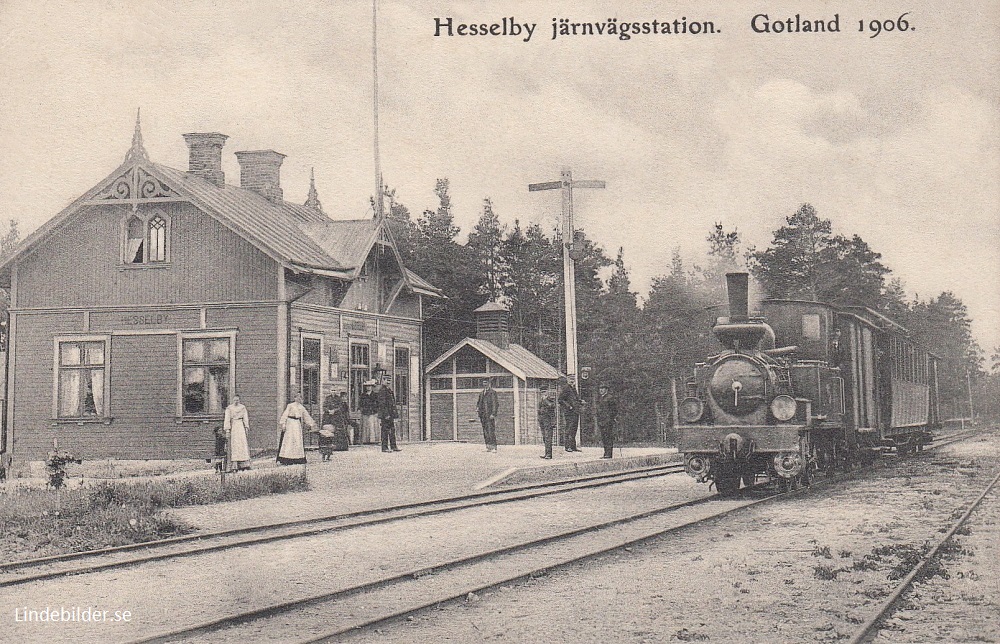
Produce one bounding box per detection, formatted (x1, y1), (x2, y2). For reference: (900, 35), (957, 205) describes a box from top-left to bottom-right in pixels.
(317, 425), (335, 461)
(212, 425), (228, 473)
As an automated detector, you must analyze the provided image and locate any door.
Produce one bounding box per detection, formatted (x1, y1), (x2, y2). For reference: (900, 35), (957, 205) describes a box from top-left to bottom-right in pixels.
(301, 336), (322, 445)
(394, 346), (410, 440)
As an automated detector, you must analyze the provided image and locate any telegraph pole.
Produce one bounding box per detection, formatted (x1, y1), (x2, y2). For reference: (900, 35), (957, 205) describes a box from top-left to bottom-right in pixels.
(529, 169), (605, 445)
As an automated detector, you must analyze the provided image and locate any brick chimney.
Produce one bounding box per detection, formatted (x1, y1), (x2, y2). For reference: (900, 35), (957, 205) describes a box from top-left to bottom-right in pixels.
(182, 133), (228, 187)
(235, 150), (286, 202)
(474, 301), (510, 349)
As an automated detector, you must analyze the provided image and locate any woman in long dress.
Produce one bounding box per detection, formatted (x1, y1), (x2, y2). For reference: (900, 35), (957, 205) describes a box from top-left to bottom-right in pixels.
(278, 392), (315, 465)
(224, 394), (252, 471)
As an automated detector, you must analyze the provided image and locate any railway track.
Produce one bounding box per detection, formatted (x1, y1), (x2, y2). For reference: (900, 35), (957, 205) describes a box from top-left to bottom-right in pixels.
(0, 462), (685, 589)
(127, 428), (986, 644)
(846, 466), (1000, 644)
(132, 483), (782, 644)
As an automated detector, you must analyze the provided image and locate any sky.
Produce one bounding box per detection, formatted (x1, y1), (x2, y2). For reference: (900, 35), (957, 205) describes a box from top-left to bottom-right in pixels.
(1, 1), (997, 351)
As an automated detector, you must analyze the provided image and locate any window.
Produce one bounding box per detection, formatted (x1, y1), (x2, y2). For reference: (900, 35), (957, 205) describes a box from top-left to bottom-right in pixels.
(349, 341), (371, 412)
(123, 211), (169, 265)
(181, 335), (232, 415)
(394, 347), (410, 404)
(802, 314), (822, 341)
(55, 338), (109, 418)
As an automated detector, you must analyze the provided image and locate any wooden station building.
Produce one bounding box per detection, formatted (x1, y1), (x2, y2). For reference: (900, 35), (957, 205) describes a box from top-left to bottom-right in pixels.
(0, 118), (442, 470)
(425, 303), (560, 445)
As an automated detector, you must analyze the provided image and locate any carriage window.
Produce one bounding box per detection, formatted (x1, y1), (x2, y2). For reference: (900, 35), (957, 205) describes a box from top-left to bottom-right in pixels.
(802, 314), (821, 341)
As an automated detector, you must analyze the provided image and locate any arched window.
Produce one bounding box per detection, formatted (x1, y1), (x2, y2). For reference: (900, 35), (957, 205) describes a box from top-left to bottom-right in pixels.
(148, 215), (167, 262)
(126, 216), (145, 264)
(122, 211), (169, 265)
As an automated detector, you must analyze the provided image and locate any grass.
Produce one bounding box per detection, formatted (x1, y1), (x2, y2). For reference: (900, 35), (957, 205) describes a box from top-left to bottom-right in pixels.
(0, 469), (308, 563)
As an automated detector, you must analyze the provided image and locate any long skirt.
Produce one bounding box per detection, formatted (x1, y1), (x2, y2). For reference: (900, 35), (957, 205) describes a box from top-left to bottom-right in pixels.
(229, 417), (251, 466)
(361, 414), (379, 444)
(277, 418), (306, 464)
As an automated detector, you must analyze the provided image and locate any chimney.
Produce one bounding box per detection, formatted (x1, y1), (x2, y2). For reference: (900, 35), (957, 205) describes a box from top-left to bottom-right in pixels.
(726, 272), (750, 322)
(235, 150), (286, 202)
(475, 301), (510, 349)
(182, 133), (228, 187)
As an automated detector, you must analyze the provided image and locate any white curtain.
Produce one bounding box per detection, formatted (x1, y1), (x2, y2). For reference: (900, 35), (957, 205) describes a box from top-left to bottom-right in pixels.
(89, 369), (104, 416)
(60, 371), (81, 417)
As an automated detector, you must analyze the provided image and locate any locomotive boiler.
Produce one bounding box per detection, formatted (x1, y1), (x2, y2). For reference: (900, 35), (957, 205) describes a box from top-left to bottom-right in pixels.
(678, 273), (940, 494)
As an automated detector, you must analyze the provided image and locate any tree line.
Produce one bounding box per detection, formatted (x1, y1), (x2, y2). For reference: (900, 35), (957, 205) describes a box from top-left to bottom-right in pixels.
(384, 185), (995, 441)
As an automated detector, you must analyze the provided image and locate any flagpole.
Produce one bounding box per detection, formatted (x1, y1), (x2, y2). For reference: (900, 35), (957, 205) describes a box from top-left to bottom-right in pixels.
(372, 0), (385, 221)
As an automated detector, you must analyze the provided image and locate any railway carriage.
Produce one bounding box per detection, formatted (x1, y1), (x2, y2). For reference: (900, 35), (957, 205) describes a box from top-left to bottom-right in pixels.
(678, 273), (941, 494)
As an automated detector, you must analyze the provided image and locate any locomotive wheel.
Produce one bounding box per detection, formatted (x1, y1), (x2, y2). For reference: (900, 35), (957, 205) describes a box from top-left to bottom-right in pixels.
(715, 477), (740, 495)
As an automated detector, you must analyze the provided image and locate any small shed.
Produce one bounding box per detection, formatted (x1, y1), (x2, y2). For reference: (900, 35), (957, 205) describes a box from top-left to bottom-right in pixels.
(425, 303), (560, 445)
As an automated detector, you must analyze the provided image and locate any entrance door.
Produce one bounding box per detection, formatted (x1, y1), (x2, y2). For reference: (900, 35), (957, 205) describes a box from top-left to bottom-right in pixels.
(301, 337), (322, 445)
(394, 346), (410, 440)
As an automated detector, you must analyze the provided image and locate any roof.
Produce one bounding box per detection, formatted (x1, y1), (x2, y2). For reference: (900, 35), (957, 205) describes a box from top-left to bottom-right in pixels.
(474, 301), (508, 313)
(0, 145), (442, 298)
(426, 337), (561, 380)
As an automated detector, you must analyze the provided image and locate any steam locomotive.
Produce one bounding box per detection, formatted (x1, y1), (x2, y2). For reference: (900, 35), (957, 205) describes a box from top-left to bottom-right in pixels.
(678, 273), (941, 494)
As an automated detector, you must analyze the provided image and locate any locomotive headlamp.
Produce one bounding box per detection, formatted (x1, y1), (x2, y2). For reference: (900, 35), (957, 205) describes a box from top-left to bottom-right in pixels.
(770, 395), (797, 422)
(679, 397), (705, 423)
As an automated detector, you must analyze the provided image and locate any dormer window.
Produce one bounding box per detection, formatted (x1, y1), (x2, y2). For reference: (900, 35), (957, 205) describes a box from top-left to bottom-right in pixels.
(122, 211), (170, 265)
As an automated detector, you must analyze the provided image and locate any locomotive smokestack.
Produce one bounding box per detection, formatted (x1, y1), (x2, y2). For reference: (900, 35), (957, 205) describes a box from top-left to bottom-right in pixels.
(726, 272), (750, 322)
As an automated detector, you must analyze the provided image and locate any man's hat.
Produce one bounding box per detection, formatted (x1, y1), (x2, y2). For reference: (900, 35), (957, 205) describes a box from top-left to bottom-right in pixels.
(363, 379), (376, 386)
(598, 382), (610, 390)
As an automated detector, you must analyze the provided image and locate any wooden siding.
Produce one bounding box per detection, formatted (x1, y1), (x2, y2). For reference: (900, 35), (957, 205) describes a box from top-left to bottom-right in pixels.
(17, 202), (278, 308)
(289, 304), (422, 441)
(9, 305), (279, 462)
(205, 305), (279, 451)
(9, 312), (86, 460)
(429, 393), (454, 440)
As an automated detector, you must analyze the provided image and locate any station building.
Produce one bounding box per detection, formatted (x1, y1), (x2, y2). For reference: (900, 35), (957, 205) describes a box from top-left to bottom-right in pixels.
(425, 303), (560, 445)
(0, 118), (442, 471)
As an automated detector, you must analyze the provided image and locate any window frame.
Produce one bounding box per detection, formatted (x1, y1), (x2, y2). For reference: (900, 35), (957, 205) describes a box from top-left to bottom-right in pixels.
(176, 330), (236, 419)
(120, 209), (171, 266)
(52, 334), (112, 421)
(348, 338), (372, 413)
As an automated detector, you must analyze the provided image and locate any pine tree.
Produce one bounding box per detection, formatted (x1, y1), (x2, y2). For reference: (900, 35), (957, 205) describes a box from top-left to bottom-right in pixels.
(466, 198), (507, 301)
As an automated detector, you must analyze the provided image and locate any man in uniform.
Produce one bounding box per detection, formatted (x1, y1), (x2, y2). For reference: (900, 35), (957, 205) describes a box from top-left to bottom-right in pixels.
(558, 376), (582, 452)
(375, 377), (401, 453)
(477, 378), (499, 452)
(537, 384), (558, 459)
(596, 382), (618, 459)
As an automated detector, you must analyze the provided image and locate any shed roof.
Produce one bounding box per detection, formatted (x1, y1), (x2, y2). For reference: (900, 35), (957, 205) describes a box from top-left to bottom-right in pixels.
(426, 337), (561, 381)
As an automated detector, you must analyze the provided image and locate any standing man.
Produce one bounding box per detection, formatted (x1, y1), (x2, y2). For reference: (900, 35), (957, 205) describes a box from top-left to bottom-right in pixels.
(477, 378), (499, 453)
(596, 383), (618, 459)
(538, 384), (558, 459)
(558, 376), (582, 452)
(375, 377), (401, 453)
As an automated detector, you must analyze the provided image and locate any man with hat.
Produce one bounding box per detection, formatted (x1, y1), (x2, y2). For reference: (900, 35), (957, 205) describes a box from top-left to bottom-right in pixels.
(477, 377), (499, 452)
(557, 375), (582, 452)
(359, 379), (379, 444)
(596, 382), (619, 459)
(537, 383), (558, 459)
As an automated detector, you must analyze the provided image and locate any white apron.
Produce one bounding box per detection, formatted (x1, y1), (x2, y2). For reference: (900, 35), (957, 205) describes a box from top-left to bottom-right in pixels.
(224, 404), (251, 463)
(278, 402), (312, 463)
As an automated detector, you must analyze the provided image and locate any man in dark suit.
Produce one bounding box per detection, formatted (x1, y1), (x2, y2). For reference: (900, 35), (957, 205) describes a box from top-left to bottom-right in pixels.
(477, 378), (500, 452)
(537, 384), (558, 459)
(375, 377), (401, 453)
(558, 376), (582, 452)
(596, 383), (619, 459)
